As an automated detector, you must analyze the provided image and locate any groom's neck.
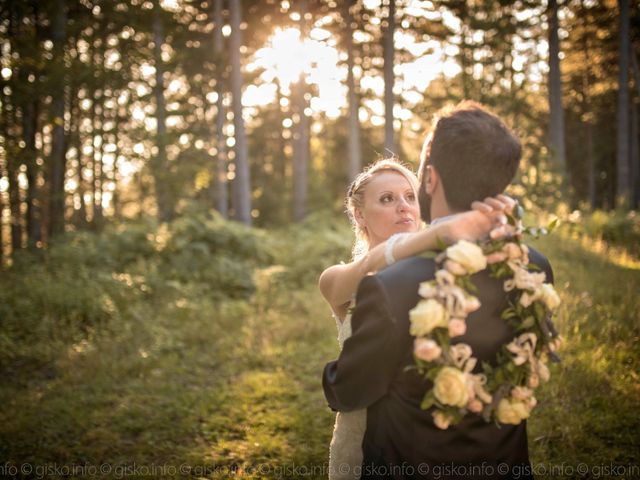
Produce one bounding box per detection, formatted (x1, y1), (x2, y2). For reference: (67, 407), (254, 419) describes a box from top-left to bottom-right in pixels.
(430, 203), (456, 223)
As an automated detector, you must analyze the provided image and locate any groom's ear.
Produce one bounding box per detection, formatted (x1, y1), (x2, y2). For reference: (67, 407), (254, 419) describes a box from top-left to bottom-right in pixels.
(424, 166), (438, 194)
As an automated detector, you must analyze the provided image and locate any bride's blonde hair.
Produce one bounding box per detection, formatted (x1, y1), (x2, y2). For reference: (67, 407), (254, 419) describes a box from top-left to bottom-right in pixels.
(345, 158), (419, 259)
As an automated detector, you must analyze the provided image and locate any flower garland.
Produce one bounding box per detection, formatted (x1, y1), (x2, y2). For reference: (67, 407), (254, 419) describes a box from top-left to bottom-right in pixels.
(409, 206), (562, 429)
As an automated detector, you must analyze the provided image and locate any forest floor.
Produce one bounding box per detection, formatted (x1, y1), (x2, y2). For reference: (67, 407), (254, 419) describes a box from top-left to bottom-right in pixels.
(1, 229), (639, 479)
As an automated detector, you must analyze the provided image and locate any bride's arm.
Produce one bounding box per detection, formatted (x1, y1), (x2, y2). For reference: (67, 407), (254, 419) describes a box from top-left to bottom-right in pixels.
(319, 195), (515, 317)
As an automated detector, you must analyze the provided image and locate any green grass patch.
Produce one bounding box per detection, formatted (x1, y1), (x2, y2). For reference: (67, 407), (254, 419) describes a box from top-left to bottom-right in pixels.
(1, 216), (638, 479)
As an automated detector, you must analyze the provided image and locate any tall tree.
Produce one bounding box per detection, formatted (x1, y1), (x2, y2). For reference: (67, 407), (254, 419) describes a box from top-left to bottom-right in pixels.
(229, 0), (251, 225)
(345, 0), (361, 181)
(547, 0), (567, 172)
(383, 0), (396, 154)
(213, 0), (228, 218)
(152, 0), (174, 222)
(616, 0), (630, 204)
(47, 0), (68, 237)
(292, 0), (310, 222)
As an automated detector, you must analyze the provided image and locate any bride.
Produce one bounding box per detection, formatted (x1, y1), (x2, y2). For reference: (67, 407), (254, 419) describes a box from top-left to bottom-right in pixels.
(319, 158), (513, 479)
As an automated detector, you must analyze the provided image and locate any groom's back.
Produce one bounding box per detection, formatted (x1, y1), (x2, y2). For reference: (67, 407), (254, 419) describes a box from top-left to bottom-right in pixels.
(361, 248), (551, 479)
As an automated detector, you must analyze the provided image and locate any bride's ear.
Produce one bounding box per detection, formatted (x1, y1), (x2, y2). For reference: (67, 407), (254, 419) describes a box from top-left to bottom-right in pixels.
(353, 208), (366, 228)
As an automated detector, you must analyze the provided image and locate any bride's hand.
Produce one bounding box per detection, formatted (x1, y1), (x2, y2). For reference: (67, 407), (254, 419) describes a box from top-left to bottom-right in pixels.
(440, 195), (516, 243)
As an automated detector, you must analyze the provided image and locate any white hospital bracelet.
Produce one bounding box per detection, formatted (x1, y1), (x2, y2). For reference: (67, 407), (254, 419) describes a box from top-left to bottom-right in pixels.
(385, 233), (409, 266)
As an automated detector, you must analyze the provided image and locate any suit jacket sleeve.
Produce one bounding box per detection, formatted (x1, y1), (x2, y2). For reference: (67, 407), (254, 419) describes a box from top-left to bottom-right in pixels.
(322, 274), (401, 412)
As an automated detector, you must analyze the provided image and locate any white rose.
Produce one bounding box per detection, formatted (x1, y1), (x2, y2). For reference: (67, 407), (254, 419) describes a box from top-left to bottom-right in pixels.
(410, 299), (449, 337)
(433, 367), (470, 408)
(537, 360), (550, 383)
(418, 281), (438, 299)
(539, 283), (561, 310)
(414, 338), (442, 362)
(513, 267), (546, 291)
(435, 269), (455, 286)
(519, 290), (540, 308)
(496, 398), (531, 425)
(446, 240), (487, 275)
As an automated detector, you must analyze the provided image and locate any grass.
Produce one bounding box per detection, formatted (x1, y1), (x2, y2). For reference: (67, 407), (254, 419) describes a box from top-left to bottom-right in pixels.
(1, 226), (639, 479)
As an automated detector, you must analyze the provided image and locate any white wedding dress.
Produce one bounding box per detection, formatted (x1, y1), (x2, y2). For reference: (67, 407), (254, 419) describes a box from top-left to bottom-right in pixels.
(329, 306), (366, 480)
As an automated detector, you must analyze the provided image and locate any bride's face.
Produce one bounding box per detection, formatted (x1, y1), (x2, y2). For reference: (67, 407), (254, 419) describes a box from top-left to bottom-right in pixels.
(355, 171), (420, 248)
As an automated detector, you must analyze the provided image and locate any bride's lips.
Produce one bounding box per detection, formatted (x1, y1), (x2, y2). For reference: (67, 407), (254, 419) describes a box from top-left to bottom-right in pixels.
(396, 218), (414, 225)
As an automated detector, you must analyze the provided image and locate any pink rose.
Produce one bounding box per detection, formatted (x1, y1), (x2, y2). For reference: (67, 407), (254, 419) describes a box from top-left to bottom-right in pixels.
(464, 296), (481, 313)
(486, 251), (508, 264)
(467, 398), (484, 413)
(448, 318), (467, 337)
(511, 386), (533, 401)
(433, 411), (451, 430)
(414, 338), (442, 362)
(444, 260), (467, 276)
(503, 243), (523, 260)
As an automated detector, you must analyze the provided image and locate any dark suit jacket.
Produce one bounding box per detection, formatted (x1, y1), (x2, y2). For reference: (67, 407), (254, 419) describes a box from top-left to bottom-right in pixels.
(323, 248), (553, 480)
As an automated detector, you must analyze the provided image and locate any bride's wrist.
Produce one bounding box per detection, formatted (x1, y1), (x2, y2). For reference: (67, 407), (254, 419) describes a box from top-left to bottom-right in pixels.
(434, 222), (453, 245)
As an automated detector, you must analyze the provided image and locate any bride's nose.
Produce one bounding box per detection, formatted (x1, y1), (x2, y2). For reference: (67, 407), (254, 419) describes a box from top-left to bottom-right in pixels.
(397, 196), (410, 211)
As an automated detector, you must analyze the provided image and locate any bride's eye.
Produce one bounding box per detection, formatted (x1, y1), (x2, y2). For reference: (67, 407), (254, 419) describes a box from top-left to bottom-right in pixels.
(406, 192), (416, 202)
(380, 194), (393, 203)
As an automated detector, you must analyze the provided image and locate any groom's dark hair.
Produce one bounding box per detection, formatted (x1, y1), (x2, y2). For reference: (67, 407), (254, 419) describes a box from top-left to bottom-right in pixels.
(418, 101), (521, 222)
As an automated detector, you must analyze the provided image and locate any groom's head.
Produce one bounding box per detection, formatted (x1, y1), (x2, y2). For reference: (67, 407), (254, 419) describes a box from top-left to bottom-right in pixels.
(418, 101), (521, 223)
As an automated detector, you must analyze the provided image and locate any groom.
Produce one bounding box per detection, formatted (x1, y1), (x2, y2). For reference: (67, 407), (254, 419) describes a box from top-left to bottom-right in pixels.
(323, 101), (553, 479)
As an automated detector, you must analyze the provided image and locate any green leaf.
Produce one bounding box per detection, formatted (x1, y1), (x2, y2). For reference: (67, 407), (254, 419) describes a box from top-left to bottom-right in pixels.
(426, 366), (443, 381)
(519, 316), (535, 330)
(420, 391), (436, 410)
(547, 217), (559, 232)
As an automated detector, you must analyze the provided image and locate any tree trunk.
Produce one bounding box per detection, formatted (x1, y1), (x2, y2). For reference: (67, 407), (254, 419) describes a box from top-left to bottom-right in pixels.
(275, 78), (287, 181)
(547, 0), (567, 172)
(345, 0), (361, 181)
(152, 1), (174, 222)
(292, 0), (309, 222)
(631, 48), (640, 208)
(580, 0), (597, 209)
(616, 0), (630, 204)
(292, 79), (309, 223)
(48, 0), (68, 238)
(383, 0), (395, 155)
(7, 102), (22, 252)
(229, 0), (251, 225)
(631, 100), (639, 209)
(23, 98), (41, 248)
(213, 0), (228, 218)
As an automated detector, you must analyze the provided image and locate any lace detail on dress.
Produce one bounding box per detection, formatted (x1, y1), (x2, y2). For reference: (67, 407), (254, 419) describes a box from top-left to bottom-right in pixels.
(329, 300), (366, 480)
